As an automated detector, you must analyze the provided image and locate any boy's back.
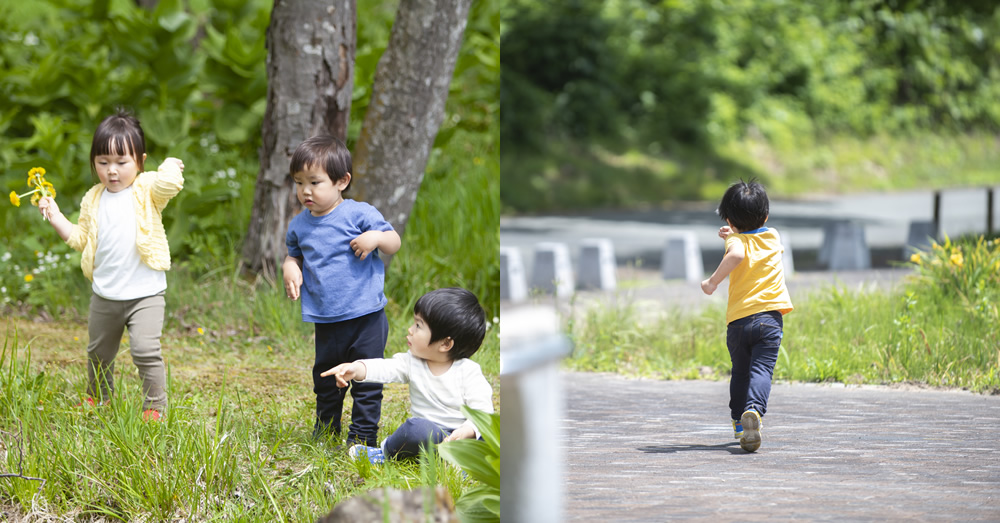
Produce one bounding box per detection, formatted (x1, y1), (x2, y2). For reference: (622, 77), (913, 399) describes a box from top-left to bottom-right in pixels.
(724, 228), (793, 324)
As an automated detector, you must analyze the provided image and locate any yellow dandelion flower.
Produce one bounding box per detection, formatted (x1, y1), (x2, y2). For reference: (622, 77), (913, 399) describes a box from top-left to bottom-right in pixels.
(909, 253), (921, 265)
(10, 191), (20, 207)
(74, 336), (80, 341)
(950, 252), (964, 268)
(197, 327), (204, 335)
(267, 345), (273, 352)
(24, 274), (34, 282)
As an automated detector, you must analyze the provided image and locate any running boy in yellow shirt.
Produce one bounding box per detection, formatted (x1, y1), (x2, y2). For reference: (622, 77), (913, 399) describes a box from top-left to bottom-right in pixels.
(701, 179), (793, 452)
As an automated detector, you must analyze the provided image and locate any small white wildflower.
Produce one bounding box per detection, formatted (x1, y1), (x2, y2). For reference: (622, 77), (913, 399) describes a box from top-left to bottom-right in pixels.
(227, 167), (236, 178)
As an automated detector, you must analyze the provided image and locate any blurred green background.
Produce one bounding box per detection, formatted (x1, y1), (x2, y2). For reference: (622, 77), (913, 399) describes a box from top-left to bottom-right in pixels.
(501, 0), (1000, 213)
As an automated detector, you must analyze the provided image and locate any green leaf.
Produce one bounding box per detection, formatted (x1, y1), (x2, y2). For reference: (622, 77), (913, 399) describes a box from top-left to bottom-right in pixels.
(454, 486), (500, 523)
(437, 439), (498, 489)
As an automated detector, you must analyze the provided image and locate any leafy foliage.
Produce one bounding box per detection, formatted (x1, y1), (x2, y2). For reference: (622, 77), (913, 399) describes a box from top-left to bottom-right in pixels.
(437, 406), (500, 522)
(1, 0), (500, 315)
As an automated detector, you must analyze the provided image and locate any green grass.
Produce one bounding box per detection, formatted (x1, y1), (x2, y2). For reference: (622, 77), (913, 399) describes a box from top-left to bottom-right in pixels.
(565, 237), (1000, 393)
(0, 128), (498, 519)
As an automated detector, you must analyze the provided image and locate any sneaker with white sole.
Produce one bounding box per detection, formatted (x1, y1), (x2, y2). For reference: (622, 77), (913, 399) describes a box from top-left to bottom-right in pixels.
(732, 419), (744, 439)
(739, 410), (762, 452)
(348, 444), (385, 465)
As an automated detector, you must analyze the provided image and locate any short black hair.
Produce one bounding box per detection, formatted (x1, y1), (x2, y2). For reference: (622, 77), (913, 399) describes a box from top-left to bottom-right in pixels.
(414, 287), (487, 361)
(717, 178), (769, 232)
(91, 108), (146, 174)
(289, 135), (352, 191)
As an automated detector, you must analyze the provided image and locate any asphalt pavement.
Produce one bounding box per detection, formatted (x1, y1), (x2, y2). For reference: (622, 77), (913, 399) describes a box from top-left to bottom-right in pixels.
(560, 372), (1000, 522)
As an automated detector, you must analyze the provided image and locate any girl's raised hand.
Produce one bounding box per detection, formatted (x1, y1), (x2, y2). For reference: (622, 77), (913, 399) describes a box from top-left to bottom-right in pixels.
(159, 157), (185, 173)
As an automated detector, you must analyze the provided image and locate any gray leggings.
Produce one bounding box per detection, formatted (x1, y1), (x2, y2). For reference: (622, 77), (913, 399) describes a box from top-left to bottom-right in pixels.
(87, 292), (167, 410)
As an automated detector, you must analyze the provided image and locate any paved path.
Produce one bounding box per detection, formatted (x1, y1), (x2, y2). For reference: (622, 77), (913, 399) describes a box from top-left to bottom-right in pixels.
(560, 372), (1000, 522)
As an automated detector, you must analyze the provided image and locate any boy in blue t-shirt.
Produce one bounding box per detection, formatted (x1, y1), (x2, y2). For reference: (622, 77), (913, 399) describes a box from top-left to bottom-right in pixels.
(282, 135), (401, 446)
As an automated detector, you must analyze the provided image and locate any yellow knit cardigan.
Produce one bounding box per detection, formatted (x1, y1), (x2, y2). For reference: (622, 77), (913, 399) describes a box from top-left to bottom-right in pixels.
(66, 162), (184, 281)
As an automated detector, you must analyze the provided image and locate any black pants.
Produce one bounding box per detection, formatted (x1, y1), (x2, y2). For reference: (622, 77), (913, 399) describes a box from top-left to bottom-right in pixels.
(313, 309), (387, 446)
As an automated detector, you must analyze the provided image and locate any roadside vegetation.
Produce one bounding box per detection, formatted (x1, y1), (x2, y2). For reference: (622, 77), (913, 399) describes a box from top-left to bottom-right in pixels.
(565, 235), (1000, 394)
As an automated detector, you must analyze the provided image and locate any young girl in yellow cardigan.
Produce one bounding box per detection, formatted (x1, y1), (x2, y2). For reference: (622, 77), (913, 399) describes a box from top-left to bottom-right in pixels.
(37, 109), (185, 421)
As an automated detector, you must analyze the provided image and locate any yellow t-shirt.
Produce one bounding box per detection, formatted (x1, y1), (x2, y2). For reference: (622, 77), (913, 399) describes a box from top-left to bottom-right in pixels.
(724, 227), (794, 324)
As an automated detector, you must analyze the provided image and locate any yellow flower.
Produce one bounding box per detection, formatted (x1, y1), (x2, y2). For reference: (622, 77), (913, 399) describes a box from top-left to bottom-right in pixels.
(197, 327), (204, 335)
(9, 191), (20, 207)
(74, 336), (80, 341)
(24, 274), (34, 282)
(909, 253), (921, 265)
(950, 252), (964, 268)
(267, 345), (273, 352)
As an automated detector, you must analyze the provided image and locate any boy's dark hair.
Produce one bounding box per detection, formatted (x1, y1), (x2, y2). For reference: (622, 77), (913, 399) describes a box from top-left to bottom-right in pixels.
(289, 135), (352, 191)
(91, 108), (146, 174)
(414, 287), (487, 361)
(717, 178), (769, 232)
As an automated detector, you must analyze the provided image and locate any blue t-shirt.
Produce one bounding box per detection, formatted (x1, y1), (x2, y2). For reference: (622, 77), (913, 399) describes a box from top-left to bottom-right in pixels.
(286, 199), (395, 323)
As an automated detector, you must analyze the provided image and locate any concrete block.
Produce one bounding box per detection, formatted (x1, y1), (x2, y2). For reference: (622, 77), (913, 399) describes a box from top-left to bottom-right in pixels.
(661, 231), (704, 282)
(823, 221), (871, 271)
(577, 238), (617, 291)
(531, 242), (574, 298)
(904, 220), (938, 256)
(500, 247), (528, 303)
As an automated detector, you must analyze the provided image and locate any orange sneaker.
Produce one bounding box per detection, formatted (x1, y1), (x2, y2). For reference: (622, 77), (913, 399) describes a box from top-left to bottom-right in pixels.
(142, 409), (162, 422)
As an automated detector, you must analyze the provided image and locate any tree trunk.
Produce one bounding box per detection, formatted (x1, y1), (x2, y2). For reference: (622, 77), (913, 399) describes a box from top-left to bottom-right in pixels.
(352, 0), (473, 256)
(242, 0), (356, 279)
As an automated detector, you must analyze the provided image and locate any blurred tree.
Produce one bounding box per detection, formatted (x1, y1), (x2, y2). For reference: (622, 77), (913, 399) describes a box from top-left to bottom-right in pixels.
(352, 0), (474, 259)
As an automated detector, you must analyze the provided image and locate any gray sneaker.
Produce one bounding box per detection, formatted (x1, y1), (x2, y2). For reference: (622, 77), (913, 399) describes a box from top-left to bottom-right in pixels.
(739, 410), (762, 452)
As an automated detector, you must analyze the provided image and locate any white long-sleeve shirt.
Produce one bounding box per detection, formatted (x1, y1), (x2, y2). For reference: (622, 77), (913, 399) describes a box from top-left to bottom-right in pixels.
(359, 351), (494, 431)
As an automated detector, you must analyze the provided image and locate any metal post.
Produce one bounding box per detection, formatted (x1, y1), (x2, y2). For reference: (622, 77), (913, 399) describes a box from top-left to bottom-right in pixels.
(932, 190), (941, 239)
(500, 306), (572, 523)
(987, 187), (994, 237)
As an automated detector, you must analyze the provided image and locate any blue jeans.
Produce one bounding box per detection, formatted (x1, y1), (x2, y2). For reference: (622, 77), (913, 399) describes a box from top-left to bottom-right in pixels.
(727, 310), (783, 421)
(383, 418), (450, 459)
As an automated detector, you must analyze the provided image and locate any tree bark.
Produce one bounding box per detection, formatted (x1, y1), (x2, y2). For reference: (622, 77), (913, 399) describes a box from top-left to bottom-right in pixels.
(242, 0), (356, 279)
(352, 0), (473, 253)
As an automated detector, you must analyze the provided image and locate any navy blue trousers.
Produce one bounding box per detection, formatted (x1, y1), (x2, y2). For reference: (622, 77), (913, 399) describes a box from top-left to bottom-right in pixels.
(313, 309), (387, 446)
(727, 310), (783, 421)
(383, 418), (451, 459)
